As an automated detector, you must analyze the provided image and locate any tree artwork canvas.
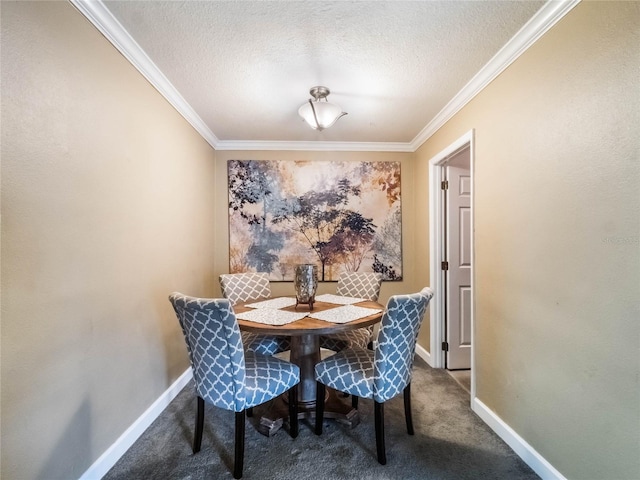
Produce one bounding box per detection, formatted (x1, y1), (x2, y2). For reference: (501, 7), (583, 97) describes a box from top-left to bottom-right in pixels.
(228, 160), (402, 281)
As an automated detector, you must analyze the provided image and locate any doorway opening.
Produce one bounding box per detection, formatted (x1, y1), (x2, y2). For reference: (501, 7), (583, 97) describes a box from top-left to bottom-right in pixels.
(428, 130), (475, 400)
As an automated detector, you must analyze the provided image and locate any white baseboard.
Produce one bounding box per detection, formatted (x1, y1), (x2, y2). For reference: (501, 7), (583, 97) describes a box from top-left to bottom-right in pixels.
(79, 368), (193, 480)
(472, 397), (567, 480)
(415, 343), (433, 367)
(413, 345), (563, 479)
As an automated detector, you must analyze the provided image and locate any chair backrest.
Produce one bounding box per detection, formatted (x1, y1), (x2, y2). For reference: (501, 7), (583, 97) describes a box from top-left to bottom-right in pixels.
(336, 272), (383, 301)
(169, 292), (247, 412)
(373, 287), (434, 403)
(219, 272), (271, 306)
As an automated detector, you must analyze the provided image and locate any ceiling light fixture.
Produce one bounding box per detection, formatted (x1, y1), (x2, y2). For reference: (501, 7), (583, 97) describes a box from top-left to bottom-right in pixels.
(298, 86), (347, 131)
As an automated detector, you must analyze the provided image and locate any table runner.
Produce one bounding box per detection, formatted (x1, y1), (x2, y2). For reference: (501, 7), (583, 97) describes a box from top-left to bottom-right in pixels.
(244, 297), (298, 309)
(308, 305), (382, 324)
(314, 293), (366, 305)
(235, 308), (308, 326)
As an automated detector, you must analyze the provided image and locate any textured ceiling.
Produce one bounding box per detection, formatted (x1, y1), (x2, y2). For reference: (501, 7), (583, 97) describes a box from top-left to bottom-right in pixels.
(97, 0), (547, 148)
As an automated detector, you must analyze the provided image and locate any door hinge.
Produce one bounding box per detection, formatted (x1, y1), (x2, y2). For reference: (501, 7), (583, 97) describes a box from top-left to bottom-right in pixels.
(441, 261), (449, 271)
(442, 341), (449, 352)
(441, 180), (449, 190)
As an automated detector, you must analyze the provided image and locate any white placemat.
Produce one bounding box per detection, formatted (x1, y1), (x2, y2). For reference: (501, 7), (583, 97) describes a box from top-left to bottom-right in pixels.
(308, 305), (382, 324)
(235, 308), (308, 326)
(244, 297), (297, 309)
(314, 293), (366, 305)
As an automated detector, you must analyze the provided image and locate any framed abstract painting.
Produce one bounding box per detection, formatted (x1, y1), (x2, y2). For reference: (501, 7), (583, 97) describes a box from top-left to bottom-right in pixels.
(228, 160), (402, 281)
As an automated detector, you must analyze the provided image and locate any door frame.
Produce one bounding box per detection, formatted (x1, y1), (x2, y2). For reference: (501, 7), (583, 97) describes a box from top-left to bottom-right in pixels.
(428, 130), (475, 397)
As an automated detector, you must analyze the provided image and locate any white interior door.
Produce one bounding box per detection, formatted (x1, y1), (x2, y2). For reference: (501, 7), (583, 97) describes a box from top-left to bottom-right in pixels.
(445, 149), (472, 370)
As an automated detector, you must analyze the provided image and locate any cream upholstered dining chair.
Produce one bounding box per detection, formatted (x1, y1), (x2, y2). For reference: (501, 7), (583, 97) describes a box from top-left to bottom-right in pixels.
(314, 287), (434, 465)
(169, 293), (300, 479)
(219, 272), (291, 355)
(319, 272), (383, 352)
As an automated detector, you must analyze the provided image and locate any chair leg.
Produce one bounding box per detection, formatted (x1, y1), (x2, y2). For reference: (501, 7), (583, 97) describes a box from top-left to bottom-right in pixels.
(352, 395), (359, 409)
(404, 383), (414, 435)
(374, 401), (386, 465)
(193, 396), (204, 454)
(315, 382), (325, 435)
(289, 386), (299, 438)
(234, 411), (245, 479)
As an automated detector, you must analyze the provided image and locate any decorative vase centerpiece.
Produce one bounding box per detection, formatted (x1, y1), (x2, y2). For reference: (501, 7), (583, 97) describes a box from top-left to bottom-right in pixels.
(294, 264), (318, 310)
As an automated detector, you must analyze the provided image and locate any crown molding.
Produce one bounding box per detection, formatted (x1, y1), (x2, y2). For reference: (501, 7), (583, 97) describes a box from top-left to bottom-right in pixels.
(213, 140), (415, 152)
(409, 0), (580, 151)
(72, 0), (579, 154)
(69, 0), (220, 149)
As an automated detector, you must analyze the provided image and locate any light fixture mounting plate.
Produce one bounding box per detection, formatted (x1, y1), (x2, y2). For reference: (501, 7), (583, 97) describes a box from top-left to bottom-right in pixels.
(309, 86), (330, 100)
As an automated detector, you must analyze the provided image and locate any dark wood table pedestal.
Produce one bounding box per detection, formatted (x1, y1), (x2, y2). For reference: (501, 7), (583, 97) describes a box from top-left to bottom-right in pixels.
(255, 334), (360, 436)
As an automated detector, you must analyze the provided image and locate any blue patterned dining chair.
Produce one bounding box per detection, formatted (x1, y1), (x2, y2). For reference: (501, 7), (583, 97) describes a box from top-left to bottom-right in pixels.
(319, 272), (383, 352)
(169, 293), (300, 479)
(220, 272), (291, 356)
(314, 287), (434, 465)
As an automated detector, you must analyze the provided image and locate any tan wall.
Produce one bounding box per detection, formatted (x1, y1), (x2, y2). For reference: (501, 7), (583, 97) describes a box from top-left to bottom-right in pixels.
(1, 2), (216, 479)
(415, 2), (640, 478)
(3, 1), (638, 479)
(213, 151), (421, 303)
(413, 148), (432, 351)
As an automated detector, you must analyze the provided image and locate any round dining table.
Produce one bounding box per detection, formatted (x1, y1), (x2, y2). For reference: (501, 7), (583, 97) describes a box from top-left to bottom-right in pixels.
(234, 297), (384, 436)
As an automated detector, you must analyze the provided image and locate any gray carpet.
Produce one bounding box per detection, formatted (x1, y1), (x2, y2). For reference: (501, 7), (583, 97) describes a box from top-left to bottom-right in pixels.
(104, 358), (539, 479)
